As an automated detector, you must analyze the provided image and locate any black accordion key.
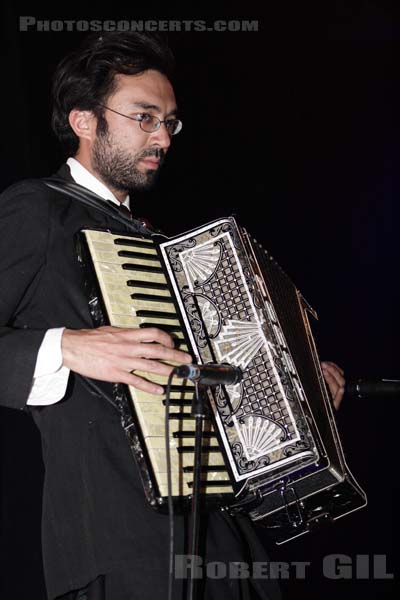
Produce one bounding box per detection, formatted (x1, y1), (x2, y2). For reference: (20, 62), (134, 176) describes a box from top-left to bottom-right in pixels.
(117, 250), (160, 261)
(183, 465), (227, 473)
(177, 446), (221, 454)
(122, 263), (164, 273)
(139, 323), (183, 333)
(127, 280), (169, 291)
(114, 237), (154, 248)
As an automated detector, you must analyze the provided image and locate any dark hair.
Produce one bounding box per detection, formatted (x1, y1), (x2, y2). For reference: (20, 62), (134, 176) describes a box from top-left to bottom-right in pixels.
(51, 32), (175, 155)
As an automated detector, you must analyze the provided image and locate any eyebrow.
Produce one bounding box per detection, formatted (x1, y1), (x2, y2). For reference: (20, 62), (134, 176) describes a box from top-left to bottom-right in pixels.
(130, 102), (178, 118)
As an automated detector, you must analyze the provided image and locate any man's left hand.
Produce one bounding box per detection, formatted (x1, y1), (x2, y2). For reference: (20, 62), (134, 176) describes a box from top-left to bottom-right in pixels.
(321, 361), (345, 410)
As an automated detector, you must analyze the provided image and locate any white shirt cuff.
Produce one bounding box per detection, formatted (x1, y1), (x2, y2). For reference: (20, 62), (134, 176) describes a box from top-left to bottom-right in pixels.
(27, 328), (70, 406)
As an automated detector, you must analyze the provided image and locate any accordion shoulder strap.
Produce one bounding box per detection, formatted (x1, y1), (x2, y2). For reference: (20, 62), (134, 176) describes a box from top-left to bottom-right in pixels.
(41, 177), (152, 235)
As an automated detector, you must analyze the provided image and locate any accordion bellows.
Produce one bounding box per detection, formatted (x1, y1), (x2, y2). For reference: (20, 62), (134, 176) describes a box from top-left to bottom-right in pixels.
(79, 217), (366, 544)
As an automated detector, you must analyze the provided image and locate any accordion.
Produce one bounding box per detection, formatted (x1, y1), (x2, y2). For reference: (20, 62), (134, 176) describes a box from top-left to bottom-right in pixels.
(78, 217), (366, 544)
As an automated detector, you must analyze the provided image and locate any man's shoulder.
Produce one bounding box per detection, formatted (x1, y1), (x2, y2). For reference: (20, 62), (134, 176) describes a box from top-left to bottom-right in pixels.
(1, 163), (70, 199)
(0, 178), (53, 220)
(0, 170), (74, 216)
(1, 177), (52, 198)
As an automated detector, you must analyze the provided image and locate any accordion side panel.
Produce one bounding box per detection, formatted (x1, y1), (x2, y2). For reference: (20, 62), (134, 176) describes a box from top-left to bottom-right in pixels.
(244, 233), (347, 474)
(237, 228), (367, 541)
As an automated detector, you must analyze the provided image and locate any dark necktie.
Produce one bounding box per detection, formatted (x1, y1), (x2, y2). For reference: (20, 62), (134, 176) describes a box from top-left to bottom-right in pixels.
(116, 202), (157, 232)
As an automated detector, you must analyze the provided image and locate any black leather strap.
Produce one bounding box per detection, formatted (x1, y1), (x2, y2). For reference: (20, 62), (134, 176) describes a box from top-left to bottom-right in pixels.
(42, 177), (152, 235)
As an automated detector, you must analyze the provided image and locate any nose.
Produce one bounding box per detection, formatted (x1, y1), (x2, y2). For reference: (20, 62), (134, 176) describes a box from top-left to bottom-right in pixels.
(148, 122), (172, 150)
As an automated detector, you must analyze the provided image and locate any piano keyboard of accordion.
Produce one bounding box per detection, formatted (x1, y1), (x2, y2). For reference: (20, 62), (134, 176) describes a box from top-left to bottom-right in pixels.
(79, 217), (367, 544)
(81, 228), (233, 501)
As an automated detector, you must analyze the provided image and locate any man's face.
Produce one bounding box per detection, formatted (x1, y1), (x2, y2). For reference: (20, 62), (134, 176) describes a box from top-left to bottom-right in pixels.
(91, 70), (177, 193)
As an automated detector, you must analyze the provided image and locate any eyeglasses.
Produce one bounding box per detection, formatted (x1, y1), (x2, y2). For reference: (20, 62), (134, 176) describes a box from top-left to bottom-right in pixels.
(98, 104), (183, 136)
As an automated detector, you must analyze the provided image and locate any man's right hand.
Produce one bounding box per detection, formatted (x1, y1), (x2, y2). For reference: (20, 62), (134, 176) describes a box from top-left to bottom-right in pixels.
(61, 326), (192, 395)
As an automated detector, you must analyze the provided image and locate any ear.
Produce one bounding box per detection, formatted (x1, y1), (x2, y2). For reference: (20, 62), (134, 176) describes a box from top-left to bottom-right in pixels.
(68, 110), (96, 142)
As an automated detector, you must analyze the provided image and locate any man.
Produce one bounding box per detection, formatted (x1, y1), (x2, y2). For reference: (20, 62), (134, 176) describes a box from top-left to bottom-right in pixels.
(0, 32), (345, 599)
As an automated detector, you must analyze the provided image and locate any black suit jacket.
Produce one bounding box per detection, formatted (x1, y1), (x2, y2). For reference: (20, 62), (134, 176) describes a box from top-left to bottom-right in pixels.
(0, 165), (176, 598)
(0, 165), (279, 600)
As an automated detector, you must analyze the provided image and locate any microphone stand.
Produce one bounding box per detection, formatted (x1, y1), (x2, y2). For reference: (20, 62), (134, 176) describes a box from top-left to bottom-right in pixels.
(172, 364), (241, 599)
(187, 382), (208, 600)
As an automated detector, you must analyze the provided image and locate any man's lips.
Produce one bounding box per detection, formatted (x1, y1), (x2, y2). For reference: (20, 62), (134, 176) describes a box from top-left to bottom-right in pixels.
(140, 157), (160, 168)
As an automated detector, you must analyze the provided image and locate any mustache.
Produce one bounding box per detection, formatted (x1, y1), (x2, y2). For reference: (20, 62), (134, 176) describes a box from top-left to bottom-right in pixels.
(136, 148), (166, 163)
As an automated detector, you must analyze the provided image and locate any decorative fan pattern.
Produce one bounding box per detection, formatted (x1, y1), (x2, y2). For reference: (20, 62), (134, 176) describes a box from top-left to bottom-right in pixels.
(181, 244), (220, 285)
(224, 382), (242, 412)
(196, 296), (221, 337)
(215, 319), (266, 369)
(236, 416), (284, 461)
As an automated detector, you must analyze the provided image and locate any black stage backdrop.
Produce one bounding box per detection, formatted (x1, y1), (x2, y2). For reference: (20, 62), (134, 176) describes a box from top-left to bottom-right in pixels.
(0, 3), (397, 599)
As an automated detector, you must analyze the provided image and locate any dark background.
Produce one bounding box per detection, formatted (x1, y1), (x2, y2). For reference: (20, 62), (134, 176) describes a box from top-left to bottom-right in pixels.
(0, 2), (397, 599)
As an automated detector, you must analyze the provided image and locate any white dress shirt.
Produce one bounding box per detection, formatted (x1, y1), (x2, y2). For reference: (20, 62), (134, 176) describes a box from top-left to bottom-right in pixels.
(27, 157), (130, 405)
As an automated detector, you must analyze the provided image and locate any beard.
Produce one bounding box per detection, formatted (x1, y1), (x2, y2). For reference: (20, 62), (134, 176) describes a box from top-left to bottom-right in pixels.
(91, 120), (165, 193)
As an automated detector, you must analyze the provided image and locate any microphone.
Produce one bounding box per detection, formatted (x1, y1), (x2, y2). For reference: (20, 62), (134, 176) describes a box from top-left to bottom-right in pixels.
(174, 363), (242, 386)
(346, 378), (400, 399)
